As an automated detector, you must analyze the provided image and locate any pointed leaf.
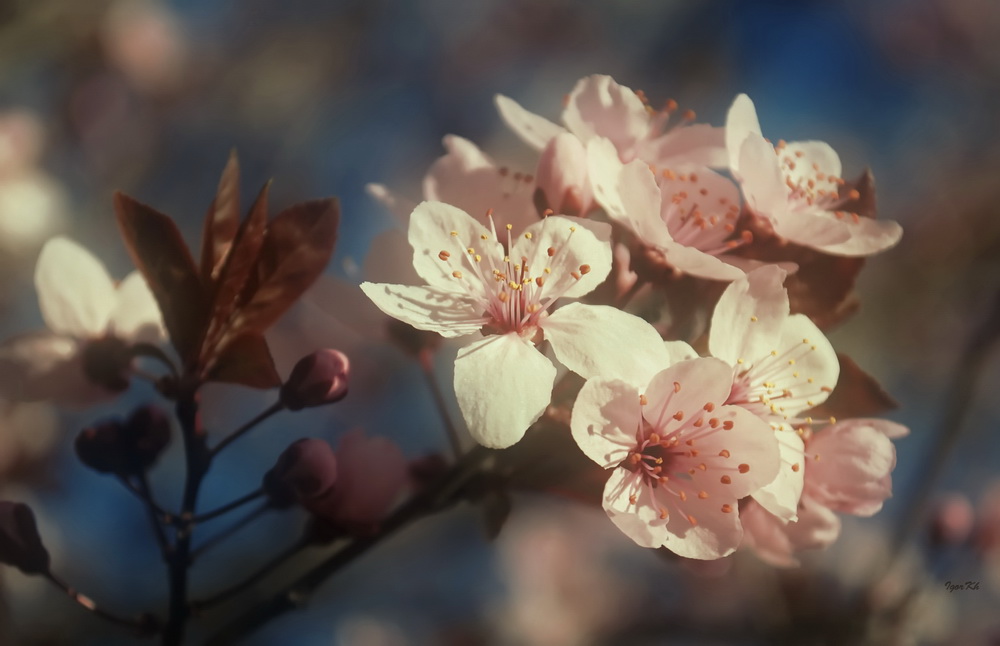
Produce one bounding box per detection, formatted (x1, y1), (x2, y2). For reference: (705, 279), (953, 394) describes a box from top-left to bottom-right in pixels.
(114, 192), (208, 366)
(204, 181), (271, 353)
(200, 150), (241, 282)
(806, 353), (898, 420)
(230, 198), (339, 336)
(204, 332), (281, 388)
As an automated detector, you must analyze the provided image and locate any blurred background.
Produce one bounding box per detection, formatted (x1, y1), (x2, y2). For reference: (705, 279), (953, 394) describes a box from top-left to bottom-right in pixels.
(1, 0), (999, 644)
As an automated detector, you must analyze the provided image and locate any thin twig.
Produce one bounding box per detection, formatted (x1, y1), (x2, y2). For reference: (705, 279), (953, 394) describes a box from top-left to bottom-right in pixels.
(192, 538), (309, 612)
(209, 401), (284, 458)
(191, 489), (265, 524)
(136, 474), (173, 557)
(191, 502), (271, 560)
(46, 572), (154, 632)
(118, 476), (173, 521)
(418, 349), (463, 457)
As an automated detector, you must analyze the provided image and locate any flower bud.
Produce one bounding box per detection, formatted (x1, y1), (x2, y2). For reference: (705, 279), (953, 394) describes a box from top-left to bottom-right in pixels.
(533, 132), (593, 217)
(280, 349), (350, 411)
(75, 405), (171, 475)
(0, 502), (50, 575)
(928, 494), (974, 547)
(262, 438), (338, 508)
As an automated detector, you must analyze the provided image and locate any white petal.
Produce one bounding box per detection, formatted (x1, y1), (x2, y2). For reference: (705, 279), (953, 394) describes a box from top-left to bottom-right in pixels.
(642, 124), (729, 169)
(407, 201), (499, 294)
(709, 265), (789, 365)
(512, 214), (611, 300)
(544, 303), (670, 386)
(811, 217), (903, 257)
(570, 377), (641, 468)
(110, 271), (165, 343)
(643, 358), (739, 431)
(0, 333), (112, 406)
(725, 94), (763, 172)
(35, 237), (116, 337)
(656, 241), (746, 282)
(587, 139), (672, 247)
(772, 314), (840, 416)
(454, 333), (556, 448)
(736, 134), (788, 219)
(739, 500), (799, 567)
(603, 468), (662, 548)
(359, 282), (485, 338)
(752, 430), (806, 522)
(657, 491), (743, 560)
(495, 94), (565, 151)
(783, 140), (842, 182)
(562, 75), (650, 154)
(422, 135), (537, 232)
(771, 210), (850, 247)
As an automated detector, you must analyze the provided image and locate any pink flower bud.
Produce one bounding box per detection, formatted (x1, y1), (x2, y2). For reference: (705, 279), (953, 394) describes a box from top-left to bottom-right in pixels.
(306, 430), (408, 538)
(263, 438), (338, 508)
(0, 502), (49, 575)
(280, 349), (350, 411)
(928, 494), (974, 547)
(74, 405), (170, 475)
(533, 132), (593, 216)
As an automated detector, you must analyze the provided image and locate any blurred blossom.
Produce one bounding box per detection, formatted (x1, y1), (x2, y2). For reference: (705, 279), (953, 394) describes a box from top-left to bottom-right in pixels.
(492, 503), (634, 646)
(263, 438), (338, 509)
(335, 616), (411, 646)
(928, 493), (975, 547)
(101, 0), (187, 96)
(0, 403), (58, 480)
(0, 111), (44, 174)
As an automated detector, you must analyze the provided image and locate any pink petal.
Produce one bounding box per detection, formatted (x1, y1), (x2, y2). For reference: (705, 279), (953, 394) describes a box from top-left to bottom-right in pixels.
(534, 132), (592, 216)
(407, 201), (499, 293)
(562, 75), (650, 158)
(359, 282), (486, 338)
(725, 94), (764, 171)
(495, 94), (566, 151)
(811, 217), (903, 257)
(641, 123), (728, 169)
(570, 377), (642, 468)
(709, 265), (789, 366)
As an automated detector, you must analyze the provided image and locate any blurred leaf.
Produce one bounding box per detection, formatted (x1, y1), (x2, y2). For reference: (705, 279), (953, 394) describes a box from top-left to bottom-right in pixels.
(205, 332), (281, 388)
(230, 198), (340, 336)
(200, 150), (241, 283)
(806, 353), (898, 420)
(115, 192), (208, 366)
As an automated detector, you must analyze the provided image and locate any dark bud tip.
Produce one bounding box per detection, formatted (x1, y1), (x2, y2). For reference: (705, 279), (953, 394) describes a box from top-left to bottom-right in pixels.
(279, 350), (350, 411)
(0, 502), (50, 575)
(75, 405), (171, 476)
(262, 438), (338, 508)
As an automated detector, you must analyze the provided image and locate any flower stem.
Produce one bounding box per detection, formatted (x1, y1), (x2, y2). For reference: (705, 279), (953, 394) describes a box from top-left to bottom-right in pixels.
(190, 503), (270, 560)
(191, 538), (309, 613)
(135, 474), (173, 557)
(204, 445), (493, 644)
(209, 401), (284, 458)
(191, 489), (265, 524)
(418, 349), (462, 457)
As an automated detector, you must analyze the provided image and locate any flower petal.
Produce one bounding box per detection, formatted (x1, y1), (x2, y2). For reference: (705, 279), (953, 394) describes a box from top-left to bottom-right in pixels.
(709, 265), (789, 366)
(407, 201), (499, 294)
(805, 419), (897, 516)
(772, 314), (840, 416)
(512, 215), (611, 300)
(725, 94), (764, 172)
(656, 241), (746, 282)
(365, 182), (416, 223)
(423, 135), (537, 232)
(0, 333), (112, 406)
(752, 430), (806, 522)
(562, 75), (650, 156)
(811, 217), (903, 257)
(34, 237), (116, 337)
(495, 94), (566, 151)
(771, 210), (850, 248)
(570, 377), (641, 468)
(110, 271), (165, 343)
(544, 303), (670, 386)
(643, 358), (740, 433)
(454, 333), (556, 448)
(657, 488), (744, 559)
(735, 134), (788, 219)
(603, 467), (662, 548)
(740, 500), (799, 567)
(641, 123), (728, 169)
(359, 282), (485, 338)
(783, 141), (842, 182)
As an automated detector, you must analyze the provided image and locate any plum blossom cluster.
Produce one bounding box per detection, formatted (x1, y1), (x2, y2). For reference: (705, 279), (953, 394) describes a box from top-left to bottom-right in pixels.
(363, 74), (907, 562)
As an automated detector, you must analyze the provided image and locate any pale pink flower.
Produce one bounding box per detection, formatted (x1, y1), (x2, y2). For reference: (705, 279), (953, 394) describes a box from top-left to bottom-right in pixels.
(741, 417), (906, 566)
(725, 94), (902, 256)
(0, 237), (164, 406)
(496, 74), (727, 170)
(586, 136), (749, 281)
(570, 358), (781, 559)
(533, 132), (593, 216)
(707, 265), (840, 521)
(361, 201), (656, 448)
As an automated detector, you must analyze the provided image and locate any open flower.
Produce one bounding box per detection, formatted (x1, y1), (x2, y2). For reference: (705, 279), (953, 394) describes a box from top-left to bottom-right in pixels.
(0, 236), (164, 406)
(725, 94), (902, 256)
(496, 74), (727, 170)
(361, 201), (653, 448)
(741, 418), (907, 566)
(586, 136), (749, 281)
(706, 265), (839, 521)
(570, 358), (780, 558)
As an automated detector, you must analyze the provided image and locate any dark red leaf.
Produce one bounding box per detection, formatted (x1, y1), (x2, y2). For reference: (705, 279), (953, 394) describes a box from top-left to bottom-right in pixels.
(204, 332), (281, 388)
(806, 352), (898, 420)
(229, 198), (340, 336)
(200, 150), (241, 283)
(202, 181), (271, 356)
(114, 192), (208, 366)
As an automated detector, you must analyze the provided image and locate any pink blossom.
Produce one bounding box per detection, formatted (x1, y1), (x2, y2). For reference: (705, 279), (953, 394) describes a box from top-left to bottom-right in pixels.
(725, 94), (902, 256)
(570, 358), (780, 559)
(587, 136), (750, 281)
(533, 132), (593, 216)
(497, 74), (727, 170)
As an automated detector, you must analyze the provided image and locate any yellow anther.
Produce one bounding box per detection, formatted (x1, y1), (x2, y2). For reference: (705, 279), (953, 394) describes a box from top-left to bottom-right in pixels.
(452, 271), (463, 278)
(524, 232), (533, 239)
